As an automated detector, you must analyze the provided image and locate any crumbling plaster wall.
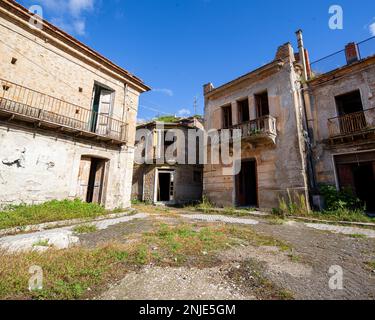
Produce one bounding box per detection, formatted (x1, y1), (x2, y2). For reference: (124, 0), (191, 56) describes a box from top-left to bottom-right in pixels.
(203, 59), (309, 209)
(0, 125), (134, 210)
(310, 64), (375, 186)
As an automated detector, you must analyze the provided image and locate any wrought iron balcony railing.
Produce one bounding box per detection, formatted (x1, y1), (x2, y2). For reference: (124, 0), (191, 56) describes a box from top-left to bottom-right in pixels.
(327, 108), (375, 138)
(0, 78), (128, 144)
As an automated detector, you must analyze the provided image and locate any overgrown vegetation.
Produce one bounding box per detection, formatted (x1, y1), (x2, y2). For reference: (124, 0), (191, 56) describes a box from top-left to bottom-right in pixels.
(273, 187), (373, 224)
(273, 190), (309, 218)
(319, 185), (363, 211)
(72, 224), (98, 234)
(0, 223), (291, 300)
(0, 199), (106, 230)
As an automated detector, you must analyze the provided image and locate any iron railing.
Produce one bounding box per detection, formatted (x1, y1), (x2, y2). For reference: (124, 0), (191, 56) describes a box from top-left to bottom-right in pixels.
(327, 108), (375, 138)
(310, 36), (375, 75)
(214, 115), (277, 144)
(0, 78), (128, 143)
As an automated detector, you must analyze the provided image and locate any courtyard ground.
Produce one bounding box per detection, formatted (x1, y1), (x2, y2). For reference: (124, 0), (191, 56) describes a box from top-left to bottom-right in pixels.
(0, 204), (374, 300)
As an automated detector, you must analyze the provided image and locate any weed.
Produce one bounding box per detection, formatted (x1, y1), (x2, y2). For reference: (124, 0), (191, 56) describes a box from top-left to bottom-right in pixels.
(73, 225), (98, 234)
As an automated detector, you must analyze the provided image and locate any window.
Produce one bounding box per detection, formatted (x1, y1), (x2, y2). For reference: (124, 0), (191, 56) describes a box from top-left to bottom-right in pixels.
(238, 98), (250, 123)
(222, 105), (232, 129)
(255, 91), (269, 118)
(335, 90), (363, 116)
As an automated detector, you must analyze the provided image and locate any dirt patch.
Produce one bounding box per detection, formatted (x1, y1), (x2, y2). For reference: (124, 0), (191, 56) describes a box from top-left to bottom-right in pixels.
(99, 265), (254, 300)
(252, 220), (375, 300)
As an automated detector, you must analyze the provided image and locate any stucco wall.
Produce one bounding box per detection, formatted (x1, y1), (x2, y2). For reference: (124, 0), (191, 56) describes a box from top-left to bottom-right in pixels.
(0, 125), (134, 209)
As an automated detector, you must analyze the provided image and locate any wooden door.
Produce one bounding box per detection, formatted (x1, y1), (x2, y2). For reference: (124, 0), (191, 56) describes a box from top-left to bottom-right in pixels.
(92, 160), (105, 204)
(77, 157), (91, 201)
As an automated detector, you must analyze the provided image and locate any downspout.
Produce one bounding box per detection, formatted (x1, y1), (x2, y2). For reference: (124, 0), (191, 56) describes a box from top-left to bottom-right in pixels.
(295, 30), (318, 205)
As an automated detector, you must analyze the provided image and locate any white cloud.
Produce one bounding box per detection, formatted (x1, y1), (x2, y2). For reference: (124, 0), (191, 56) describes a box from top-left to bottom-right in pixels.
(178, 108), (191, 116)
(370, 22), (375, 36)
(153, 88), (174, 97)
(68, 0), (94, 17)
(37, 0), (95, 35)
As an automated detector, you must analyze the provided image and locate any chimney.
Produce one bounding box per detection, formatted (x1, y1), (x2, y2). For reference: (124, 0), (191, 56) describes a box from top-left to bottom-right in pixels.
(203, 83), (214, 95)
(296, 29), (308, 81)
(345, 42), (360, 65)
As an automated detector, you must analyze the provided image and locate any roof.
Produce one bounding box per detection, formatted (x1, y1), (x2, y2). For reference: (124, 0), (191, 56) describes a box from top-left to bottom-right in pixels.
(204, 59), (284, 98)
(308, 54), (375, 87)
(0, 0), (151, 92)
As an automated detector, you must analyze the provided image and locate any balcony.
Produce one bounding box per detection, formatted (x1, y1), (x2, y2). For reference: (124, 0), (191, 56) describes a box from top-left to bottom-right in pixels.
(0, 78), (128, 145)
(327, 108), (375, 143)
(215, 115), (277, 145)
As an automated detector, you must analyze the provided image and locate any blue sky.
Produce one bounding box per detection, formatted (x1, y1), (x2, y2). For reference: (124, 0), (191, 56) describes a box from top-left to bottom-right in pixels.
(18, 0), (375, 121)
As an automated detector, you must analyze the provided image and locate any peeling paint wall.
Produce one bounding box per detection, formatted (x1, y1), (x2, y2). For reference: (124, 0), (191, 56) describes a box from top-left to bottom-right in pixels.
(310, 60), (375, 187)
(0, 125), (135, 209)
(0, 125), (134, 209)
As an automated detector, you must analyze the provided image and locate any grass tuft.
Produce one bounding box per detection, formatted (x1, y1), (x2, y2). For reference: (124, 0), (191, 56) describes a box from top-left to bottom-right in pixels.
(73, 225), (98, 234)
(0, 199), (106, 230)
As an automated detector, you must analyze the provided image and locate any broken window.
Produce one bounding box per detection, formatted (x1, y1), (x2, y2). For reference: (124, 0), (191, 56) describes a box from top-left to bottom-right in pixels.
(222, 105), (232, 129)
(238, 98), (250, 123)
(255, 91), (270, 118)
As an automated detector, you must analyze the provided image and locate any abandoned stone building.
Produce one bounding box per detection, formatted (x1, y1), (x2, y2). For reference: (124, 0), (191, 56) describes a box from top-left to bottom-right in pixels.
(132, 117), (203, 204)
(0, 0), (150, 209)
(308, 43), (375, 212)
(203, 30), (375, 211)
(203, 40), (309, 209)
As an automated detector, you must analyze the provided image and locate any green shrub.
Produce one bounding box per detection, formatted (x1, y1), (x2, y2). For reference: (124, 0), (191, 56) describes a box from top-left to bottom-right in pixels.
(319, 184), (363, 211)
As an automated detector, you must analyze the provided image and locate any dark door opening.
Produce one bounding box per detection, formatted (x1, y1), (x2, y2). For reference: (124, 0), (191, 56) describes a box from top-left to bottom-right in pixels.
(353, 163), (375, 212)
(236, 160), (258, 207)
(222, 105), (232, 129)
(78, 156), (106, 205)
(335, 90), (366, 134)
(255, 91), (270, 118)
(157, 171), (174, 202)
(238, 98), (250, 123)
(336, 154), (375, 212)
(335, 90), (363, 115)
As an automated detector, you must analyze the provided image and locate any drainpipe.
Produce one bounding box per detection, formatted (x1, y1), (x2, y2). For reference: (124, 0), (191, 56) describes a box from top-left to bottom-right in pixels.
(295, 30), (318, 208)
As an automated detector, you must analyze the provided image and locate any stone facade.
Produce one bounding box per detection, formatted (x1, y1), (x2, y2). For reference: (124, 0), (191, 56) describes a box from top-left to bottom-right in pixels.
(0, 0), (150, 209)
(132, 120), (203, 204)
(203, 43), (309, 209)
(308, 54), (375, 210)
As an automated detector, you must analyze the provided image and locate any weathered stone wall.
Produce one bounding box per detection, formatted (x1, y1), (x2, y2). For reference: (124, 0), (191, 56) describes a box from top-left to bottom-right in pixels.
(0, 8), (145, 209)
(203, 45), (309, 209)
(0, 124), (134, 209)
(310, 60), (375, 186)
(132, 164), (203, 204)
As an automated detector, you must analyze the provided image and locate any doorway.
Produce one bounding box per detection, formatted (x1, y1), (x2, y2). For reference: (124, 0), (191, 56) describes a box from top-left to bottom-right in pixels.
(91, 84), (113, 134)
(335, 152), (375, 212)
(156, 170), (175, 203)
(236, 160), (258, 207)
(77, 156), (107, 204)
